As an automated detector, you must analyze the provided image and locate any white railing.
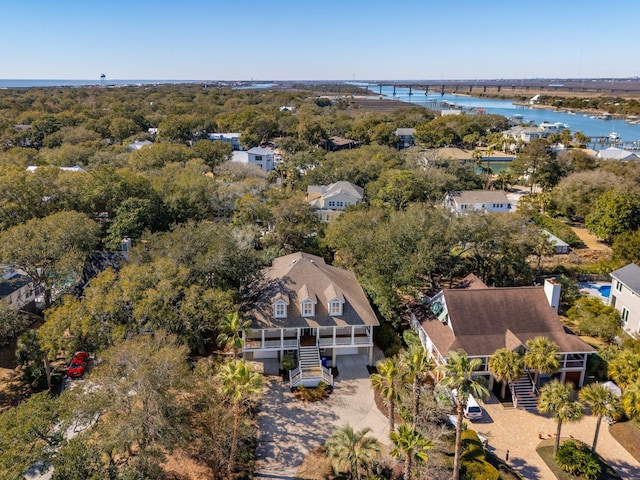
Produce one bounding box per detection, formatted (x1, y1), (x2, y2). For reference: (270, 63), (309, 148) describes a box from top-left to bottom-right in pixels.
(289, 367), (301, 389)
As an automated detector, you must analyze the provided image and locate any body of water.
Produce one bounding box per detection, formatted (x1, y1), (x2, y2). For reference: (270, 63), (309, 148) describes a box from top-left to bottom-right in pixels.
(368, 84), (640, 146)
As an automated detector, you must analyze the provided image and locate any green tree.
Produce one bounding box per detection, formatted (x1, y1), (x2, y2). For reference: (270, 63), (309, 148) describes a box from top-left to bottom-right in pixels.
(488, 348), (524, 400)
(217, 359), (263, 475)
(538, 380), (584, 454)
(436, 350), (489, 480)
(566, 296), (622, 343)
(612, 228), (640, 264)
(0, 211), (101, 308)
(0, 303), (31, 348)
(509, 138), (554, 192)
(622, 379), (640, 419)
(0, 392), (63, 479)
(326, 425), (380, 480)
(390, 423), (434, 480)
(586, 190), (640, 243)
(400, 346), (434, 425)
(607, 350), (640, 388)
(191, 139), (233, 169)
(67, 332), (191, 474)
(579, 383), (623, 452)
(371, 357), (401, 432)
(524, 336), (560, 389)
(216, 311), (252, 359)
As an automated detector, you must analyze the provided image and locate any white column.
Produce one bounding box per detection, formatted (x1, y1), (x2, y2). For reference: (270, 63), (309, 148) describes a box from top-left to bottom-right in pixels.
(280, 329), (283, 349)
(351, 326), (355, 344)
(333, 327), (336, 346)
(261, 329), (265, 349)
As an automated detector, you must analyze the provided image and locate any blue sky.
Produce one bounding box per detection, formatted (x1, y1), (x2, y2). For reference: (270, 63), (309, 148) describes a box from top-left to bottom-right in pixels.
(3, 0), (640, 80)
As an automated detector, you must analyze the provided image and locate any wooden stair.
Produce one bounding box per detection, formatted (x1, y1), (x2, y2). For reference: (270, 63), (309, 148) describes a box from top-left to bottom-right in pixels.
(512, 375), (538, 410)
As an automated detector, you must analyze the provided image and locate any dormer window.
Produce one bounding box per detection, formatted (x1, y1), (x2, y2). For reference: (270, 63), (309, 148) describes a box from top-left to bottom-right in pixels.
(272, 294), (289, 319)
(301, 300), (315, 317)
(274, 301), (287, 318)
(329, 300), (343, 316)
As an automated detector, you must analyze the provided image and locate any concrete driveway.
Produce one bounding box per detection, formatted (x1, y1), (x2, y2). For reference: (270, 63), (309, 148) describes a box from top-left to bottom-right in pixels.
(475, 394), (640, 480)
(254, 354), (389, 479)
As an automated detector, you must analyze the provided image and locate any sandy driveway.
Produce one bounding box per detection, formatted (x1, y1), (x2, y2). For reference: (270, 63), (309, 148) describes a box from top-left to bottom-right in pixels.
(253, 354), (389, 479)
(476, 395), (639, 480)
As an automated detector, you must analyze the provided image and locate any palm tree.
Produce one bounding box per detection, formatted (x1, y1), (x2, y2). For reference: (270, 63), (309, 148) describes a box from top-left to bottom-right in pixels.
(216, 311), (251, 358)
(400, 346), (434, 425)
(436, 350), (489, 480)
(488, 348), (524, 400)
(607, 350), (640, 388)
(390, 423), (434, 480)
(524, 336), (560, 390)
(217, 359), (263, 475)
(538, 380), (584, 454)
(622, 379), (640, 419)
(326, 424), (380, 480)
(579, 383), (623, 452)
(371, 357), (401, 432)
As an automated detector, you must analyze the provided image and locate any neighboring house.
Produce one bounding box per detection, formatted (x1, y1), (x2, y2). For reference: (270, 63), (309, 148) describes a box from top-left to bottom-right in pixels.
(208, 132), (242, 151)
(26, 166), (87, 173)
(127, 140), (152, 151)
(306, 181), (364, 222)
(609, 263), (640, 335)
(231, 147), (275, 172)
(542, 230), (570, 254)
(411, 277), (595, 408)
(1, 268), (41, 313)
(72, 252), (128, 298)
(318, 136), (361, 152)
(503, 126), (554, 144)
(596, 147), (640, 161)
(444, 190), (511, 214)
(242, 252), (379, 387)
(394, 128), (416, 149)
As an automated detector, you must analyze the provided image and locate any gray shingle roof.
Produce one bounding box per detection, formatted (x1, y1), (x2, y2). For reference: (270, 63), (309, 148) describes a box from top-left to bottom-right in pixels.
(245, 252), (379, 329)
(611, 263), (640, 295)
(420, 287), (594, 357)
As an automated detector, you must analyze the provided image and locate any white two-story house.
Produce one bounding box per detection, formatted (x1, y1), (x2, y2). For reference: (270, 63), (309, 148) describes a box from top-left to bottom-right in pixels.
(231, 146), (275, 172)
(242, 252), (379, 387)
(306, 181), (364, 222)
(609, 263), (640, 336)
(444, 190), (512, 215)
(208, 132), (242, 151)
(1, 268), (41, 313)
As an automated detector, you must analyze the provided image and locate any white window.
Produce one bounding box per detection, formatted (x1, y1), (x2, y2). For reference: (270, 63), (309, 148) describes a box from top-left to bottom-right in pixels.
(301, 301), (314, 317)
(274, 302), (287, 318)
(622, 306), (629, 324)
(329, 300), (342, 316)
(616, 281), (623, 292)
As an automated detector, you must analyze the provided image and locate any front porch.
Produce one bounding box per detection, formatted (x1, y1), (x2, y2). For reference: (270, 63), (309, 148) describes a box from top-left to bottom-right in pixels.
(243, 325), (375, 365)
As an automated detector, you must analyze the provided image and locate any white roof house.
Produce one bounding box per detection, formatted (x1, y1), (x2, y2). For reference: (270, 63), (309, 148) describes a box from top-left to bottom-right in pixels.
(306, 181), (364, 222)
(231, 147), (275, 172)
(444, 190), (512, 214)
(208, 132), (242, 151)
(596, 147), (640, 161)
(26, 166), (87, 173)
(609, 263), (640, 335)
(127, 140), (153, 151)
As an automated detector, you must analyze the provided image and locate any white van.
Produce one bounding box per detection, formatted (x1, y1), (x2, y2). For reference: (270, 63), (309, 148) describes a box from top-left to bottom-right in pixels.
(451, 389), (483, 421)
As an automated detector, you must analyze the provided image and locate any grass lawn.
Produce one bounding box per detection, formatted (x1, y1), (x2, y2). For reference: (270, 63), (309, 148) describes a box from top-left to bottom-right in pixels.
(609, 419), (640, 463)
(536, 439), (621, 480)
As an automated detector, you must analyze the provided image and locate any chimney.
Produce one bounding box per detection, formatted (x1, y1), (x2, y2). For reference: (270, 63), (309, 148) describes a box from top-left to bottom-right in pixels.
(544, 278), (561, 311)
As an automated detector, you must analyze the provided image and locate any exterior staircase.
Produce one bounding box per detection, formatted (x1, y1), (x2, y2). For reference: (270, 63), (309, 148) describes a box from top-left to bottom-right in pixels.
(511, 374), (539, 410)
(289, 343), (333, 389)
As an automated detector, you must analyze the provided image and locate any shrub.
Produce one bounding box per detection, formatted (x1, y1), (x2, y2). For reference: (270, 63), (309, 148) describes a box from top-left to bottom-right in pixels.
(532, 214), (582, 247)
(567, 296), (622, 343)
(555, 440), (601, 480)
(293, 382), (331, 402)
(460, 430), (499, 480)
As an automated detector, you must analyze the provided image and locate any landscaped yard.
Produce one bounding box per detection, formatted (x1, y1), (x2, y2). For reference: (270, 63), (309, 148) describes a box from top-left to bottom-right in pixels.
(537, 438), (622, 480)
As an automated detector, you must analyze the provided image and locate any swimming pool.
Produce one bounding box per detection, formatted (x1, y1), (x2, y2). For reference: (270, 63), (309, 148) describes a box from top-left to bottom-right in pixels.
(598, 285), (611, 297)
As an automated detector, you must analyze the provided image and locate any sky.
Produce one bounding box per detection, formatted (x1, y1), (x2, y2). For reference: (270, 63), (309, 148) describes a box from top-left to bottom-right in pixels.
(3, 0), (640, 81)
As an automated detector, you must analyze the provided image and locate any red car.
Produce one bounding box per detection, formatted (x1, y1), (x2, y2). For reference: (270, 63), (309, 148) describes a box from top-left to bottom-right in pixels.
(67, 351), (89, 378)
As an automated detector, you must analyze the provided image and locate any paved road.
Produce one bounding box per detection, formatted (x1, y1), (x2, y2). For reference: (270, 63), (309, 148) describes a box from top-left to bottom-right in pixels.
(476, 394), (640, 480)
(254, 354), (389, 479)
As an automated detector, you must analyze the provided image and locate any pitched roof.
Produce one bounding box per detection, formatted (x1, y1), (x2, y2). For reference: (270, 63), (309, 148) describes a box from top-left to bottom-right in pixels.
(611, 263), (640, 295)
(395, 128), (416, 136)
(448, 190), (511, 205)
(245, 252), (379, 329)
(0, 270), (31, 298)
(420, 287), (594, 357)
